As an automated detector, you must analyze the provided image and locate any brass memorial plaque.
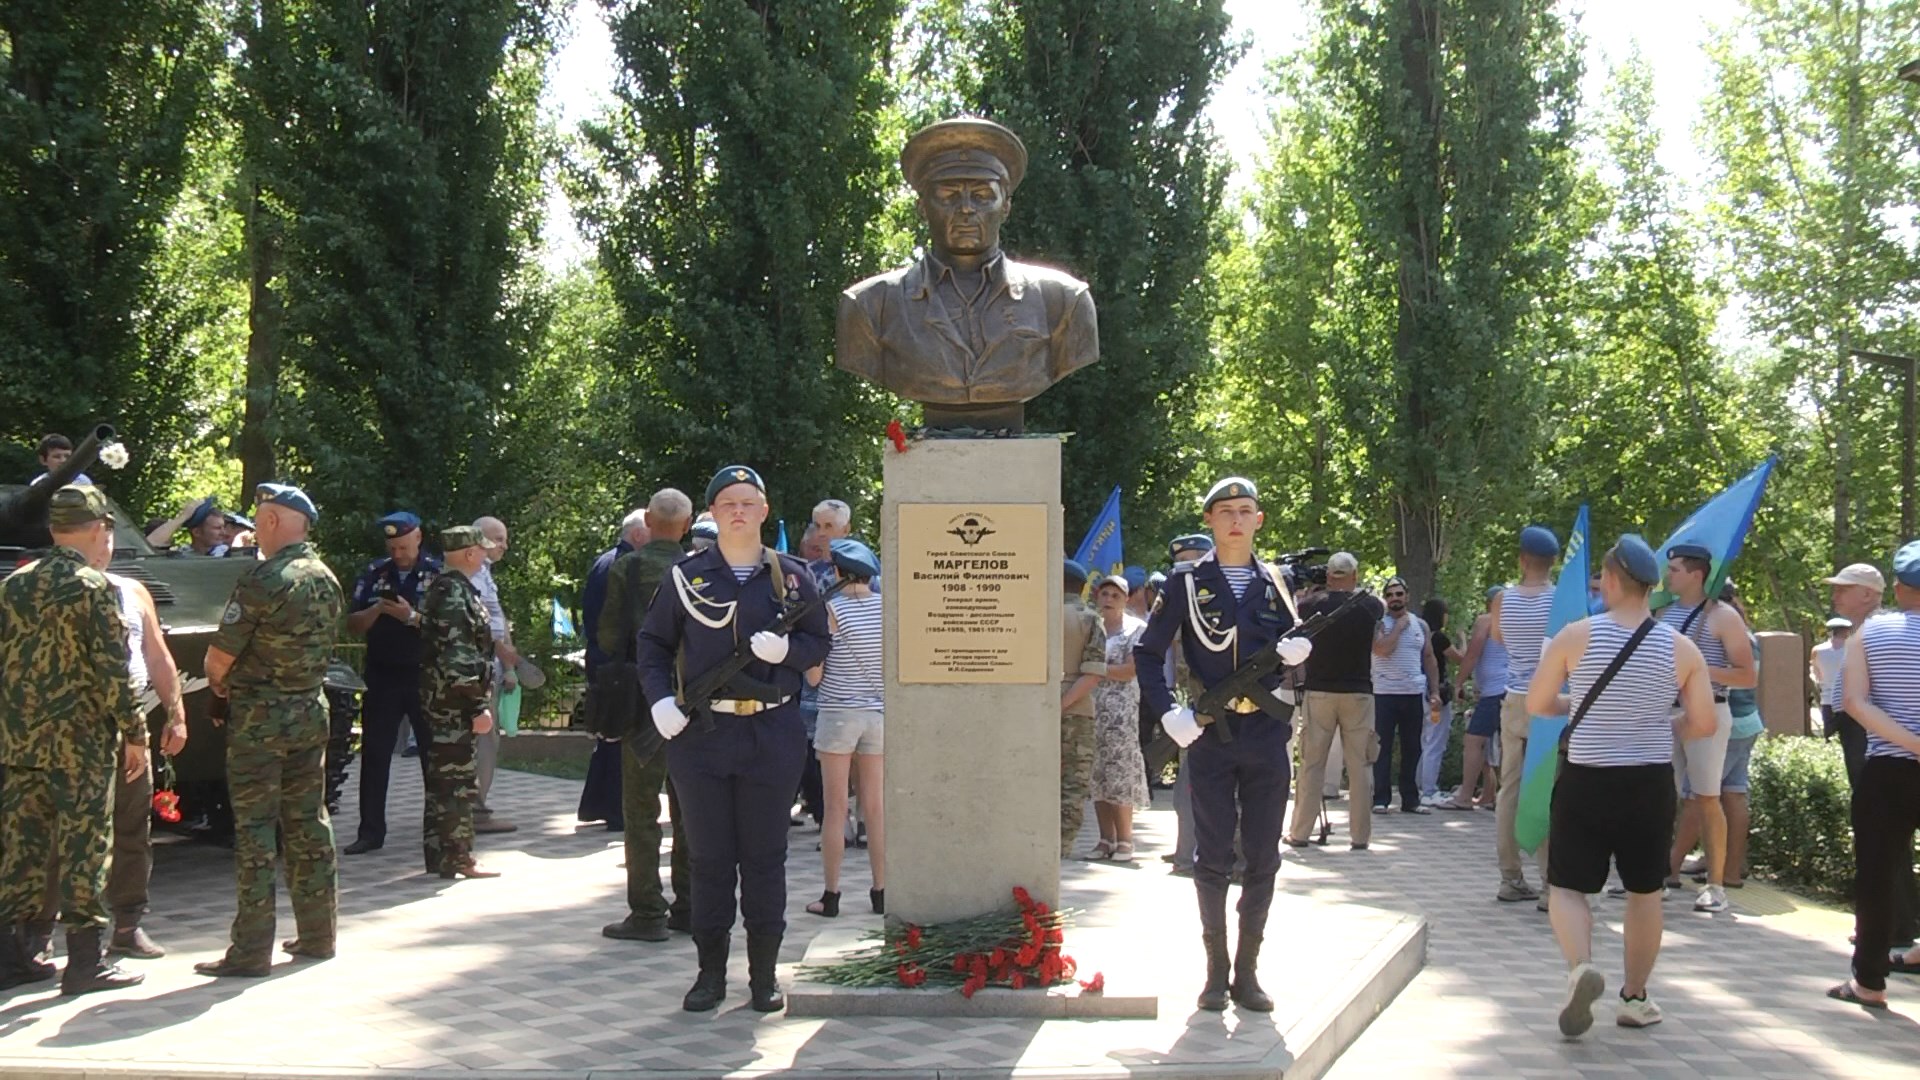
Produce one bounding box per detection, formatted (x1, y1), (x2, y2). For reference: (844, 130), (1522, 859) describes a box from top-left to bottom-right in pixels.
(897, 503), (1049, 684)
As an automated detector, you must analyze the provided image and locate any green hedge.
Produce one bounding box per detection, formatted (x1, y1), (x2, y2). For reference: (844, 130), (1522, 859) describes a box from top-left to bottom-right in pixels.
(1748, 735), (1857, 902)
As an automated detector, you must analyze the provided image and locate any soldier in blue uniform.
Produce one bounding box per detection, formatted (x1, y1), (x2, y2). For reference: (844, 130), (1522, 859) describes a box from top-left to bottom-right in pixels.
(1135, 477), (1312, 1013)
(343, 512), (442, 855)
(637, 466), (831, 1015)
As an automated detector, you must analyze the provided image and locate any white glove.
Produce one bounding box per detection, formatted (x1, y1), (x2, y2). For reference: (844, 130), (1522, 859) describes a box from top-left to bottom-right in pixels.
(1161, 707), (1202, 749)
(1277, 636), (1313, 666)
(651, 698), (689, 741)
(750, 631), (790, 664)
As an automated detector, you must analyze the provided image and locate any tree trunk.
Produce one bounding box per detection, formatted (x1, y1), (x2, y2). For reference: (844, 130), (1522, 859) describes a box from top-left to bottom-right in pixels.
(1831, 0), (1865, 563)
(239, 176), (281, 495)
(1391, 0), (1442, 601)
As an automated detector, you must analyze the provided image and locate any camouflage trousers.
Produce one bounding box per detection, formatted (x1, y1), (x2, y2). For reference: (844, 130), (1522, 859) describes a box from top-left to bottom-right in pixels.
(1061, 713), (1096, 854)
(226, 737), (337, 964)
(0, 763), (113, 930)
(423, 713), (476, 874)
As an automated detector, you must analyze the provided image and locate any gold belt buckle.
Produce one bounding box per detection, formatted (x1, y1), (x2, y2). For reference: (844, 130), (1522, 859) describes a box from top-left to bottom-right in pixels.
(1228, 697), (1260, 714)
(731, 699), (762, 716)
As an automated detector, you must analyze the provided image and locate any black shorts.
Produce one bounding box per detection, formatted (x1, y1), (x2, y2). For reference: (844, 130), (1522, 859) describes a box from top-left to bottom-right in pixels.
(1547, 761), (1677, 895)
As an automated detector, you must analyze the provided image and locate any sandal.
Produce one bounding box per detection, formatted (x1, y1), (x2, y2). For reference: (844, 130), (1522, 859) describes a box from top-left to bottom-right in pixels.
(1828, 981), (1889, 1009)
(806, 890), (841, 918)
(1890, 952), (1920, 975)
(1437, 801), (1475, 811)
(870, 888), (885, 915)
(1110, 842), (1135, 863)
(1080, 839), (1114, 861)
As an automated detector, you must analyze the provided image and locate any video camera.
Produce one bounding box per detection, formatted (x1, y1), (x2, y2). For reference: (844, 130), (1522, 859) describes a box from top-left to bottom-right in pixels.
(1274, 546), (1331, 590)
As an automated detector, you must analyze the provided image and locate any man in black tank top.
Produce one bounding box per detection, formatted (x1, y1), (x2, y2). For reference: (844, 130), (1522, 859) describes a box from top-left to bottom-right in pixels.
(1528, 536), (1716, 1039)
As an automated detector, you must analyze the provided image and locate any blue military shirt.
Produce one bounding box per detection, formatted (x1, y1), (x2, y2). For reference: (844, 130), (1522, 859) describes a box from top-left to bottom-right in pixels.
(637, 546), (831, 708)
(1134, 551), (1297, 729)
(582, 540), (633, 675)
(352, 553), (443, 674)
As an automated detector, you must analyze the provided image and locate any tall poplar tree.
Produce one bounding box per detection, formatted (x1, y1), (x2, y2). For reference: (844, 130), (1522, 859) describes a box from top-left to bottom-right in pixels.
(575, 0), (901, 526)
(0, 0), (218, 496)
(959, 0), (1237, 547)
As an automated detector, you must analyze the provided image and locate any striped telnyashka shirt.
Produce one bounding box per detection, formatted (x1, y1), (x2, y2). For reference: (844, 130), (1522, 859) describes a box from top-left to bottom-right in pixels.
(1499, 587), (1556, 693)
(817, 593), (884, 711)
(1659, 601), (1731, 692)
(1474, 633), (1511, 699)
(1860, 610), (1920, 762)
(1565, 616), (1680, 768)
(1371, 614), (1428, 696)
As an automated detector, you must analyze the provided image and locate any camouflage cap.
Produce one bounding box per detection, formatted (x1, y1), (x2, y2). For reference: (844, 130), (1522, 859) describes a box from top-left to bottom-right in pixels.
(441, 525), (485, 552)
(47, 484), (113, 529)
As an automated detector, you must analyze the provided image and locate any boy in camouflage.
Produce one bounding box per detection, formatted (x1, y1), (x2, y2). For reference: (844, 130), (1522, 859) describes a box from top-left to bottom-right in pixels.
(0, 485), (148, 996)
(195, 483), (344, 978)
(420, 526), (499, 879)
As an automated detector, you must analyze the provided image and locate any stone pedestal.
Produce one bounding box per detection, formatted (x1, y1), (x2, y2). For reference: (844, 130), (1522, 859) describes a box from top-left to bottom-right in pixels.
(1756, 630), (1808, 735)
(881, 437), (1064, 924)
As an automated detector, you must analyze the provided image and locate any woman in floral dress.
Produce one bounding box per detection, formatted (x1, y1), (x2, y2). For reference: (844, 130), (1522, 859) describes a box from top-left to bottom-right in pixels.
(1085, 575), (1150, 862)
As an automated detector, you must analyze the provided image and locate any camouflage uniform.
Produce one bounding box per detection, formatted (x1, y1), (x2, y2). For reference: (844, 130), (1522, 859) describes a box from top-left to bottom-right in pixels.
(1060, 597), (1107, 853)
(211, 540), (344, 965)
(0, 547), (143, 932)
(418, 566), (494, 874)
(607, 539), (692, 929)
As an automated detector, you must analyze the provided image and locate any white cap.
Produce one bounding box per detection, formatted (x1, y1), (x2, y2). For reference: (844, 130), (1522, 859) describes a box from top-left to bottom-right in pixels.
(1826, 616), (1854, 629)
(1824, 564), (1887, 592)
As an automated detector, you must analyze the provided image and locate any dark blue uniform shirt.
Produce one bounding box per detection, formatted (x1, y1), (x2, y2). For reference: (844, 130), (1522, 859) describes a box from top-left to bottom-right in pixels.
(637, 546), (832, 707)
(581, 540), (633, 674)
(1135, 553), (1297, 723)
(352, 554), (443, 674)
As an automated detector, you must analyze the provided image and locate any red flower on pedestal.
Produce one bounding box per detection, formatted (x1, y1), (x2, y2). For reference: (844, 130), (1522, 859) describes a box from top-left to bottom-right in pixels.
(905, 925), (923, 949)
(1080, 972), (1105, 994)
(1012, 972), (1028, 990)
(962, 975), (986, 999)
(952, 953), (970, 973)
(1013, 886), (1034, 910)
(1015, 943), (1040, 968)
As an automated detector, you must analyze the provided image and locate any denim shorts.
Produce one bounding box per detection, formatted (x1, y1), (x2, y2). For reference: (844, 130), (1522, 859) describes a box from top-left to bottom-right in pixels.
(1467, 694), (1503, 737)
(814, 707), (884, 756)
(1682, 730), (1757, 798)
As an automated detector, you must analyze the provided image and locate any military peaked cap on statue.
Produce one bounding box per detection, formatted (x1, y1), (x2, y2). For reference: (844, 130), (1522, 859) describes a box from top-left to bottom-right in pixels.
(441, 525), (485, 553)
(705, 465), (765, 508)
(256, 483), (318, 522)
(901, 118), (1029, 195)
(376, 511), (420, 538)
(48, 485), (113, 529)
(1202, 477), (1259, 512)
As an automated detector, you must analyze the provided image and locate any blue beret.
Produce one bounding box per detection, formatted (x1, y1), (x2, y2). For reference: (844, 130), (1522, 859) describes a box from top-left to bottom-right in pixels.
(828, 537), (882, 579)
(1203, 476), (1259, 511)
(1168, 533), (1214, 561)
(1123, 565), (1147, 591)
(1485, 585), (1506, 600)
(256, 483), (318, 522)
(1667, 542), (1713, 562)
(1147, 571), (1167, 589)
(183, 499), (219, 529)
(375, 511), (420, 537)
(1895, 540), (1920, 588)
(223, 511), (254, 530)
(705, 465), (765, 508)
(1609, 534), (1659, 586)
(690, 519), (719, 540)
(1064, 558), (1089, 586)
(1519, 525), (1559, 558)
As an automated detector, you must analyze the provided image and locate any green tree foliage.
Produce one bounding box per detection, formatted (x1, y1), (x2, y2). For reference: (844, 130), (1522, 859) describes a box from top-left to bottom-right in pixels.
(0, 0), (220, 500)
(235, 0), (555, 555)
(958, 0), (1238, 550)
(1703, 0), (1920, 566)
(574, 0), (901, 531)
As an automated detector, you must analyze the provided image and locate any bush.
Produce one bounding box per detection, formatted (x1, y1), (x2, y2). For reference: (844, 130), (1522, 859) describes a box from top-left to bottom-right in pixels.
(1748, 735), (1856, 901)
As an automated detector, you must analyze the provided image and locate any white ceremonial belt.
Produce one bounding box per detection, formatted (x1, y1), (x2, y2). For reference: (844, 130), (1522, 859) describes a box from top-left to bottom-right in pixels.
(710, 696), (793, 715)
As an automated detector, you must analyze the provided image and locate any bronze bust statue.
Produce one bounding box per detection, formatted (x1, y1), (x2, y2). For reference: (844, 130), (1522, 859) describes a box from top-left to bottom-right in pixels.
(836, 118), (1099, 432)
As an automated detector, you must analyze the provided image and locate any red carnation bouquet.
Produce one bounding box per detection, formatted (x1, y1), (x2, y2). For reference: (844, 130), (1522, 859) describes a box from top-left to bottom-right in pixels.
(804, 886), (1104, 997)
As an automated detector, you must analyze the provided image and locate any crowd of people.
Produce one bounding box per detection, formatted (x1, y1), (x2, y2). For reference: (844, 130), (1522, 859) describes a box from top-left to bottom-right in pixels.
(8, 438), (1920, 1044)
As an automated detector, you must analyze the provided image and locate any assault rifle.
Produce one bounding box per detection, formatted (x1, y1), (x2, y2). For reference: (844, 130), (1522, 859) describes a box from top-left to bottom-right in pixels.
(628, 541), (883, 758)
(1190, 587), (1375, 743)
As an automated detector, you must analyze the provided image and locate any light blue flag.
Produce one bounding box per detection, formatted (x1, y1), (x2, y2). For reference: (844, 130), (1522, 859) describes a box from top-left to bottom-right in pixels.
(1073, 486), (1126, 578)
(1517, 505), (1591, 853)
(551, 597), (577, 642)
(1651, 457), (1777, 608)
(776, 519), (789, 554)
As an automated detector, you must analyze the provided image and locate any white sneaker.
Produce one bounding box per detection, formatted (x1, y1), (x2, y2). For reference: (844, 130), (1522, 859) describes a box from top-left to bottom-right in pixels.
(1558, 962), (1605, 1039)
(1679, 853), (1705, 875)
(1694, 885), (1730, 913)
(1616, 993), (1663, 1028)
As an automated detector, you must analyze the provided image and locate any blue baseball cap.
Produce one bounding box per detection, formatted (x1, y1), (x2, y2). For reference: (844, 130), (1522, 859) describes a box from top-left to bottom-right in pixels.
(1519, 525), (1559, 558)
(1609, 534), (1660, 586)
(375, 511), (420, 537)
(1064, 558), (1089, 586)
(256, 483), (319, 522)
(1895, 540), (1920, 588)
(1123, 565), (1147, 592)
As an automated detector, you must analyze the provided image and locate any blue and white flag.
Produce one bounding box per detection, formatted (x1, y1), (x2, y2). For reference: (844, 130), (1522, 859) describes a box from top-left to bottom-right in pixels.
(551, 597), (577, 642)
(1073, 487), (1125, 578)
(1652, 457), (1777, 608)
(1518, 504), (1591, 853)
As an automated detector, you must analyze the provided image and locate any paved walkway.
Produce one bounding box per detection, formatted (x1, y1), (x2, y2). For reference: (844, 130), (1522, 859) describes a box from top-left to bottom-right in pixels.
(1, 754), (1916, 1078)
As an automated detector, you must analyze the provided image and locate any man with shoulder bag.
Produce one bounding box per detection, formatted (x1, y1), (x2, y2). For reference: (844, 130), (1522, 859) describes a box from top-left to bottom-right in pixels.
(597, 489), (696, 942)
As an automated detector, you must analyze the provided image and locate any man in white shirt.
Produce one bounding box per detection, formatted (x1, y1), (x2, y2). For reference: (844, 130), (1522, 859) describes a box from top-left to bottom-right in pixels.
(1811, 615), (1852, 737)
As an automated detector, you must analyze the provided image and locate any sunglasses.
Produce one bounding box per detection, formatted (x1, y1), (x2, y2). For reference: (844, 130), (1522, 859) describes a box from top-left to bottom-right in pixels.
(1384, 590), (1407, 599)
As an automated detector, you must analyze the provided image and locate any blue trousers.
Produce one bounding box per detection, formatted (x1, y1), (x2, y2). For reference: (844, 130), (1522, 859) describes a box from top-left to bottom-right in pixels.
(1372, 693), (1424, 812)
(1188, 710), (1291, 937)
(667, 704), (806, 937)
(355, 669), (430, 845)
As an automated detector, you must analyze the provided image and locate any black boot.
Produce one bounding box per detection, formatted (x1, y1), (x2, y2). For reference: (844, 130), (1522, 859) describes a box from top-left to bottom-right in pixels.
(0, 925), (55, 992)
(747, 932), (785, 1013)
(22, 920), (55, 968)
(60, 927), (145, 997)
(1197, 932), (1230, 1011)
(1231, 932), (1274, 1012)
(682, 931), (728, 1012)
